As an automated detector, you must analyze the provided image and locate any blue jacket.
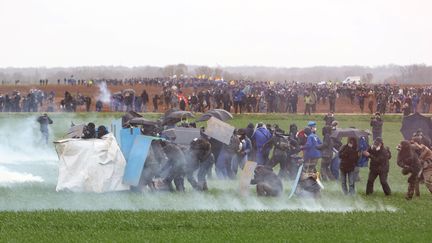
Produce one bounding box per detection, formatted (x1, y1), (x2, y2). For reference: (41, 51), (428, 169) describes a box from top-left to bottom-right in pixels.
(252, 127), (272, 152)
(357, 137), (369, 167)
(233, 90), (245, 102)
(303, 133), (322, 160)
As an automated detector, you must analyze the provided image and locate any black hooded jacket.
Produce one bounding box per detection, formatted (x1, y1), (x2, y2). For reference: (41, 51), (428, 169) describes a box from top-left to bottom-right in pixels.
(367, 145), (391, 173)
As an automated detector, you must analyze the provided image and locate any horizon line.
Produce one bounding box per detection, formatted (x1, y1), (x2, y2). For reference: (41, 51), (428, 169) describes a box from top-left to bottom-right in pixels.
(0, 63), (430, 69)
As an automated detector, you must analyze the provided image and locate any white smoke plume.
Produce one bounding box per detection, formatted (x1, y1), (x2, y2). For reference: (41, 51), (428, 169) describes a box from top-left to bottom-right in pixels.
(0, 172), (397, 212)
(97, 82), (111, 103)
(0, 115), (57, 186)
(0, 167), (43, 184)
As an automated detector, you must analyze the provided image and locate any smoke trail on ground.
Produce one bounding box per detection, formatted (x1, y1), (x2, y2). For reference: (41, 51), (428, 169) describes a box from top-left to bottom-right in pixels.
(0, 166), (43, 184)
(0, 177), (397, 212)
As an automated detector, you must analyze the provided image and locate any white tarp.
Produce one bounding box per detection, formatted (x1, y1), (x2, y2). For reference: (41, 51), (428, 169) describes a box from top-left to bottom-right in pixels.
(54, 133), (129, 193)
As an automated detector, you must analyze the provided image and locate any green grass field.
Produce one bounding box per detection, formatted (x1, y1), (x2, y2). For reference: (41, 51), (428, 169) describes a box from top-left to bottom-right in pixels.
(0, 112), (431, 242)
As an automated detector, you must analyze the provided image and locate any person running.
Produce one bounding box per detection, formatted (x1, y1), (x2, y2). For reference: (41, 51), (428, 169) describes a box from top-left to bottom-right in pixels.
(37, 113), (53, 144)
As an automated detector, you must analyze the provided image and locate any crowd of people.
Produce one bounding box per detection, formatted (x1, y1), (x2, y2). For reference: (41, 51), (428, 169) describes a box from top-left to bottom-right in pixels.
(146, 111), (419, 198)
(111, 80), (432, 116)
(0, 89), (95, 113)
(0, 89), (55, 112)
(2, 77), (432, 115)
(205, 112), (429, 199)
(37, 107), (432, 199)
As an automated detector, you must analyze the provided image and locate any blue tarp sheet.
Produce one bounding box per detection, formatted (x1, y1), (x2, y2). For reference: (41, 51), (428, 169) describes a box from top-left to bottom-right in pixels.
(118, 126), (163, 186)
(122, 135), (154, 186)
(120, 127), (141, 161)
(110, 119), (122, 145)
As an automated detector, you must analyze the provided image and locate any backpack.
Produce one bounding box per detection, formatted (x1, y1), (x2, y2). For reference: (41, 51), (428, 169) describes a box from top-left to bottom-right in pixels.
(297, 130), (307, 146)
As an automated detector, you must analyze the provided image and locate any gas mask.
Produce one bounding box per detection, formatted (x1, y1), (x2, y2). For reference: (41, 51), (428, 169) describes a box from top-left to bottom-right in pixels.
(373, 142), (381, 151)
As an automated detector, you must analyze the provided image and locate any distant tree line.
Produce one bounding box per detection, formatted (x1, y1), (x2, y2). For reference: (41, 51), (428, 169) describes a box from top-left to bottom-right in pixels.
(0, 64), (431, 84)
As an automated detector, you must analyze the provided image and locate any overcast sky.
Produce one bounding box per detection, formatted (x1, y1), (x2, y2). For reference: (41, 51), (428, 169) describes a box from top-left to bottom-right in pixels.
(0, 0), (431, 68)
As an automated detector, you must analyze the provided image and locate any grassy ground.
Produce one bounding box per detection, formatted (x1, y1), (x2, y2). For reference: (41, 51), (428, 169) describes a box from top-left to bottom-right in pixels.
(0, 208), (429, 242)
(0, 112), (431, 242)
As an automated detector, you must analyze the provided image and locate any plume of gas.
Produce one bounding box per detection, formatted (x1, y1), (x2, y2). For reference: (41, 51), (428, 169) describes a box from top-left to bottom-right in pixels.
(96, 82), (112, 103)
(0, 115), (57, 184)
(0, 116), (57, 162)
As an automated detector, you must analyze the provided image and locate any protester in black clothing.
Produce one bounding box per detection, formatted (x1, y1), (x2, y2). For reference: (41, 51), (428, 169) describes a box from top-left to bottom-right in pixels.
(84, 96), (92, 112)
(328, 90), (336, 113)
(97, 125), (109, 138)
(82, 123), (96, 139)
(323, 112), (335, 126)
(185, 138), (214, 191)
(370, 112), (383, 141)
(141, 90), (149, 112)
(317, 126), (334, 181)
(152, 94), (160, 112)
(363, 137), (391, 196)
(339, 137), (359, 195)
(95, 100), (103, 112)
(222, 90), (231, 112)
(245, 123), (254, 140)
(264, 132), (290, 179)
(250, 165), (283, 197)
(37, 113), (53, 144)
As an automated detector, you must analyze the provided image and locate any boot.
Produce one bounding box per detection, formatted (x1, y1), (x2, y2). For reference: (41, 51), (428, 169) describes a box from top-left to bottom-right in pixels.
(406, 182), (415, 200)
(415, 182), (420, 197)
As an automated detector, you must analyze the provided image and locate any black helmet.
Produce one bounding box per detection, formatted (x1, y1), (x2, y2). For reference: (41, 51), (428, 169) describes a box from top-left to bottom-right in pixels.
(87, 122), (96, 129)
(304, 127), (312, 136)
(97, 125), (108, 138)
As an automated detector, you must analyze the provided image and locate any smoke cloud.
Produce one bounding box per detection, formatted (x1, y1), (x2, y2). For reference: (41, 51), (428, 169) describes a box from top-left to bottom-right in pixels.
(0, 167), (43, 184)
(0, 116), (57, 186)
(96, 82), (111, 103)
(0, 179), (397, 212)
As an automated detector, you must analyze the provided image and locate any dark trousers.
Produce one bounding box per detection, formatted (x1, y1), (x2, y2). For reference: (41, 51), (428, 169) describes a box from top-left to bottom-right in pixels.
(234, 101), (242, 114)
(341, 170), (355, 195)
(320, 157), (334, 181)
(372, 132), (382, 141)
(366, 170), (391, 195)
(406, 173), (420, 199)
(304, 104), (311, 115)
(266, 151), (288, 179)
(329, 101), (335, 113)
(401, 165), (422, 199)
(291, 102), (297, 113)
